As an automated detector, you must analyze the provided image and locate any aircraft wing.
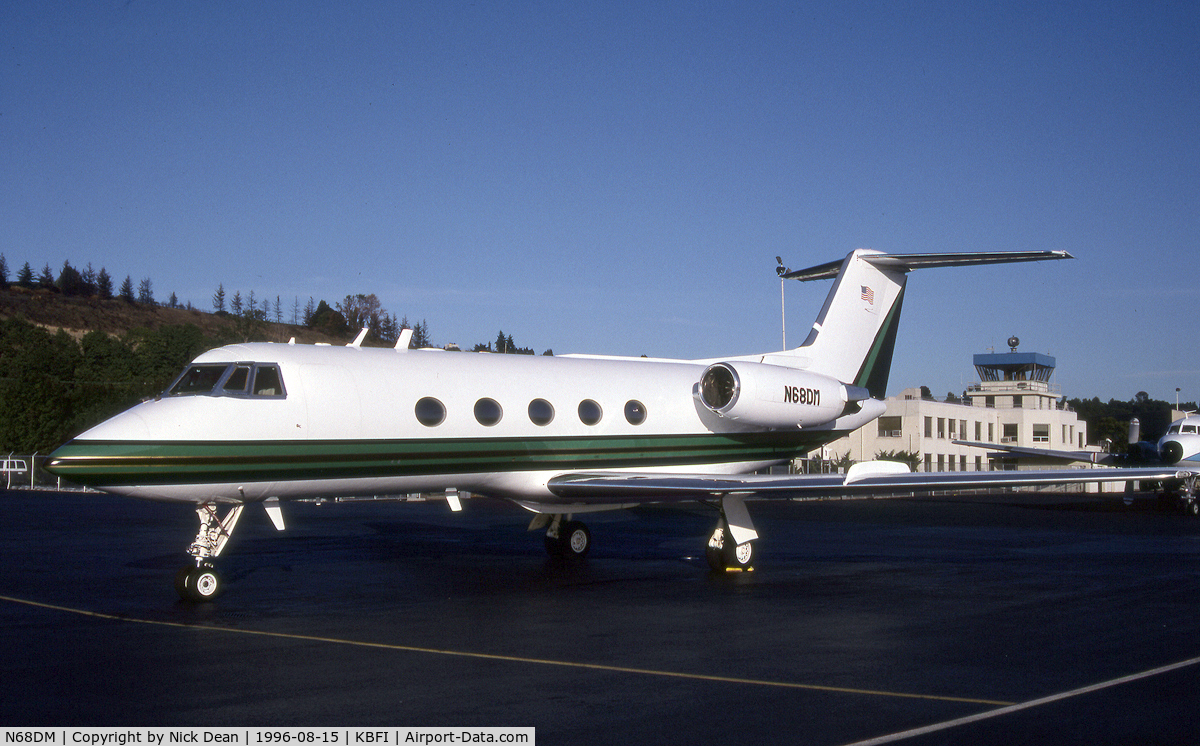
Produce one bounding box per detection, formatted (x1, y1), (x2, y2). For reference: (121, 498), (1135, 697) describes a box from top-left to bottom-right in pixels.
(547, 463), (1196, 502)
(952, 439), (1103, 464)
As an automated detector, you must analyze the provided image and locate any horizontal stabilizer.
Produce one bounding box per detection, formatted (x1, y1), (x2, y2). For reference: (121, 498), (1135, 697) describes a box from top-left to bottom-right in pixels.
(781, 250), (1072, 282)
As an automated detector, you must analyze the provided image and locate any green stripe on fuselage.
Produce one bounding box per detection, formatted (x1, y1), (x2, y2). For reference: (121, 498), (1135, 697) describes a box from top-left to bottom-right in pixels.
(46, 431), (838, 487)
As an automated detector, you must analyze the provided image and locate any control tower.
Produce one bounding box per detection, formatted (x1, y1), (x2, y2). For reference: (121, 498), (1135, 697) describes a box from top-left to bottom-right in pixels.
(965, 336), (1060, 410)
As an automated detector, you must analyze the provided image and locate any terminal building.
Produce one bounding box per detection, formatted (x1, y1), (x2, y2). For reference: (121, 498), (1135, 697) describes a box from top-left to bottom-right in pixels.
(822, 339), (1101, 473)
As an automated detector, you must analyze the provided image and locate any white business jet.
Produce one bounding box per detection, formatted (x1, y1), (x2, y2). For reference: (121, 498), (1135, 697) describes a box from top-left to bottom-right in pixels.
(955, 413), (1200, 513)
(45, 249), (1196, 600)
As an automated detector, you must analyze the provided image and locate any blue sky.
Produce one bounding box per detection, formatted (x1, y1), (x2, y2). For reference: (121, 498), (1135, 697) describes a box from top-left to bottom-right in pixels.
(3, 1), (1197, 404)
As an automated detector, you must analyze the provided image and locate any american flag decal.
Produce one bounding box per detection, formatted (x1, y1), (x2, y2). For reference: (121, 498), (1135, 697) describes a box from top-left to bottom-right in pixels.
(860, 285), (874, 304)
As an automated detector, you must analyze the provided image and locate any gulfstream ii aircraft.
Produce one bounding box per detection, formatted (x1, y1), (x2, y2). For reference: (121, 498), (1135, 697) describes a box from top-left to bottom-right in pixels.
(45, 249), (1196, 601)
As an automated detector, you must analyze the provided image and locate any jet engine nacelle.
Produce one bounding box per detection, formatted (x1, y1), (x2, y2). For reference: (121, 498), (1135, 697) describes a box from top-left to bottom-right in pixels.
(695, 361), (847, 429)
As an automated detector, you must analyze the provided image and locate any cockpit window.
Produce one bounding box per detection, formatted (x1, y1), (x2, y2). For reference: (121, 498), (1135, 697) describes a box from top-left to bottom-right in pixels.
(222, 366), (251, 393)
(168, 365), (230, 396)
(251, 365), (284, 397)
(1168, 425), (1181, 434)
(1184, 425), (1198, 434)
(167, 363), (286, 399)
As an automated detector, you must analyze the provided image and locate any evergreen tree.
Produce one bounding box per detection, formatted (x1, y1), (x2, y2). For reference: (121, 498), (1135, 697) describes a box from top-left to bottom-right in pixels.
(119, 275), (135, 303)
(411, 320), (432, 348)
(212, 284), (226, 314)
(81, 263), (97, 295)
(37, 263), (56, 290)
(168, 292), (179, 308)
(308, 300), (348, 337)
(275, 295), (283, 324)
(96, 268), (113, 299)
(57, 261), (87, 296)
(230, 291), (243, 316)
(0, 254), (8, 289)
(137, 277), (154, 305)
(17, 262), (34, 288)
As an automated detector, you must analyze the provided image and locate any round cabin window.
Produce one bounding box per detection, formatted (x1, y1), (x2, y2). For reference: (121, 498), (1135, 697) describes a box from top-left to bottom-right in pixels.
(624, 400), (647, 425)
(474, 398), (503, 427)
(414, 397), (446, 427)
(578, 399), (603, 426)
(528, 398), (555, 426)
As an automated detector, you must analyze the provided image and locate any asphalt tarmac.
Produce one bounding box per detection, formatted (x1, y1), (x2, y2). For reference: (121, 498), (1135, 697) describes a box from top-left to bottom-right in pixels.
(2, 488), (1200, 744)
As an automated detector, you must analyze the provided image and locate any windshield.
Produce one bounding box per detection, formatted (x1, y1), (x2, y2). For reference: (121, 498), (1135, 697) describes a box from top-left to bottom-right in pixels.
(167, 363), (286, 398)
(168, 365), (230, 396)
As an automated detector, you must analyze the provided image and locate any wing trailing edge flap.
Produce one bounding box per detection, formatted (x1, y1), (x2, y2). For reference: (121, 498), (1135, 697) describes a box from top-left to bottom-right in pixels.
(546, 463), (1198, 502)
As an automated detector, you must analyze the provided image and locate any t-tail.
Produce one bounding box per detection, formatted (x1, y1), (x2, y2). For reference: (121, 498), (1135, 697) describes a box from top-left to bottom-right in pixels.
(769, 249), (1072, 400)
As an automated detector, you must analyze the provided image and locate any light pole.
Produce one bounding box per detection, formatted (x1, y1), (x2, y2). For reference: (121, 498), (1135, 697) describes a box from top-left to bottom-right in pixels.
(776, 256), (790, 349)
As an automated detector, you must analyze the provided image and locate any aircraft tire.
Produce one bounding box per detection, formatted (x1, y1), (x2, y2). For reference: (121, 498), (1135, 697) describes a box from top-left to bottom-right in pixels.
(545, 521), (591, 559)
(560, 521), (591, 558)
(1187, 500), (1199, 517)
(176, 564), (222, 602)
(724, 539), (754, 570)
(705, 518), (754, 572)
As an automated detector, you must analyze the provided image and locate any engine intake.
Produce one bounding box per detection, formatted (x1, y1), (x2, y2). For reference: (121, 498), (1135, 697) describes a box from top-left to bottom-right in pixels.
(696, 362), (846, 429)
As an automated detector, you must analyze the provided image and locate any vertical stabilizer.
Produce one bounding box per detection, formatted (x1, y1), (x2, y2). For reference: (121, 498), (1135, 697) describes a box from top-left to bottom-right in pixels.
(770, 249), (1072, 399)
(771, 249), (908, 399)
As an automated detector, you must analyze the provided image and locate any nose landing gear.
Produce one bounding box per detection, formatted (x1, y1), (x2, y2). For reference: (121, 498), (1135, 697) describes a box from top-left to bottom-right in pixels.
(176, 503), (244, 602)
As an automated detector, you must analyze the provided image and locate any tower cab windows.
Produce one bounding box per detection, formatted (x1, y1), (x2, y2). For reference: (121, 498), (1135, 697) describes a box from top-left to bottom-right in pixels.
(167, 363), (286, 399)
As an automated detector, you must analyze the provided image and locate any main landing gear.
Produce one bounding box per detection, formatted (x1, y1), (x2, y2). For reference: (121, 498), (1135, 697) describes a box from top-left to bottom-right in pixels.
(175, 503), (244, 602)
(530, 497), (760, 572)
(705, 496), (758, 572)
(705, 517), (755, 572)
(541, 514), (592, 559)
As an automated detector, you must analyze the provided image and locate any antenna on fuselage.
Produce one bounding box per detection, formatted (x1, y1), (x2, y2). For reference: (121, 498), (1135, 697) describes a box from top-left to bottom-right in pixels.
(396, 328), (413, 351)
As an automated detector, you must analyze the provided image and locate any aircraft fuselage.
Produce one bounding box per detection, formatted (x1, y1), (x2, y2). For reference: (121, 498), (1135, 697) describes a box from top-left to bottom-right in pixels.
(48, 342), (864, 506)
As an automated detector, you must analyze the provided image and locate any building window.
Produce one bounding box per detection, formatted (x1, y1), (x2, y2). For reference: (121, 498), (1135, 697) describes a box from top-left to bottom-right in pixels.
(937, 418), (945, 438)
(974, 421), (982, 441)
(924, 417), (933, 438)
(878, 416), (902, 437)
(1033, 424), (1050, 443)
(948, 419), (957, 438)
(1003, 423), (1018, 443)
(988, 422), (994, 442)
(975, 455), (982, 471)
(960, 455), (967, 471)
(1013, 395), (1023, 408)
(923, 454), (932, 472)
(985, 396), (995, 408)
